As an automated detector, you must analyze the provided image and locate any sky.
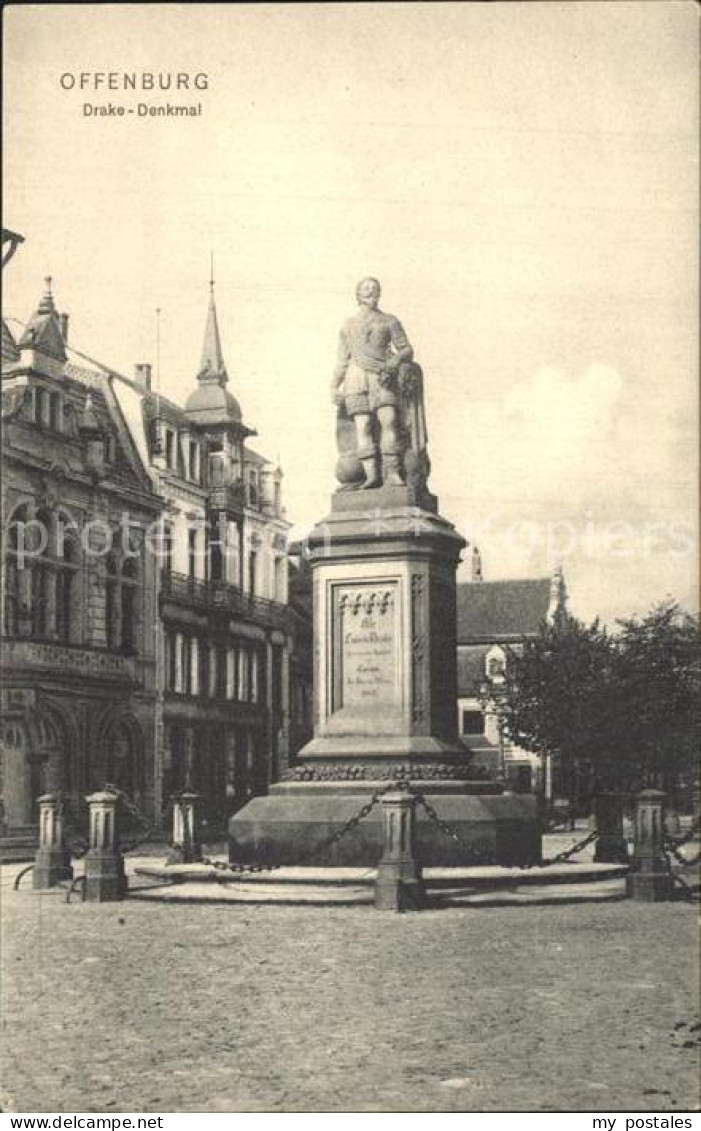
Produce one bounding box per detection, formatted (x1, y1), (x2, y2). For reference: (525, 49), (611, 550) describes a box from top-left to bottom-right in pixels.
(3, 2), (698, 626)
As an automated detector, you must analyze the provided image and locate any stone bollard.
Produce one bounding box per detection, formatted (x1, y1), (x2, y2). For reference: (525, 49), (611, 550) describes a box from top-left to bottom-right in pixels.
(84, 790), (127, 902)
(167, 791), (203, 865)
(627, 788), (674, 902)
(33, 794), (73, 889)
(375, 791), (424, 912)
(593, 791), (629, 864)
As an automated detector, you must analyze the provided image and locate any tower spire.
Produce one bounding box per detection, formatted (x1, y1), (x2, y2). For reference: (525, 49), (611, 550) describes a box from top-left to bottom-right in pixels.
(198, 258), (227, 385)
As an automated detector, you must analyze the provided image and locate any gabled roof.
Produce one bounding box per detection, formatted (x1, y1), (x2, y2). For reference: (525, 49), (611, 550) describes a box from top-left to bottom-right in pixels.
(17, 278), (66, 363)
(457, 578), (552, 643)
(2, 319), (19, 367)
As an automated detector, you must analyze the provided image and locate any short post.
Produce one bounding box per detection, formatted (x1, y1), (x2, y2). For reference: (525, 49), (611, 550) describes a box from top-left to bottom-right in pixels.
(167, 791), (203, 865)
(33, 794), (73, 889)
(627, 788), (674, 902)
(375, 791), (424, 912)
(84, 790), (126, 902)
(593, 790), (629, 864)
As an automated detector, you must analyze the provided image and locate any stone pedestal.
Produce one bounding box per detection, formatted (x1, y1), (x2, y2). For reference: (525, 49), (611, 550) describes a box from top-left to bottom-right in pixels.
(33, 794), (73, 889)
(375, 791), (424, 911)
(167, 791), (203, 865)
(84, 790), (127, 902)
(627, 788), (674, 902)
(230, 488), (540, 867)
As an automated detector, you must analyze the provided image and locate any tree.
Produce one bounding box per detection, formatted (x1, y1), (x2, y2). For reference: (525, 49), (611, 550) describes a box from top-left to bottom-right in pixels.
(501, 602), (701, 812)
(614, 601), (700, 797)
(501, 614), (619, 815)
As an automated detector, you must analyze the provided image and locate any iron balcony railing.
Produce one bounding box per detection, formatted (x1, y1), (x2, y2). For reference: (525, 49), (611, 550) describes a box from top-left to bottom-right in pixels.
(160, 570), (297, 633)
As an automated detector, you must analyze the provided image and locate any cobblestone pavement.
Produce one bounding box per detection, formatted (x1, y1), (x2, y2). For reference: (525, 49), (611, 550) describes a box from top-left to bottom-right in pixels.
(1, 864), (699, 1113)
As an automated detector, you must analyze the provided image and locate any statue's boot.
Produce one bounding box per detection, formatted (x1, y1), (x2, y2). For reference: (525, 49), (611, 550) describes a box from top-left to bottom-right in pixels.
(361, 457), (381, 488)
(382, 453), (405, 487)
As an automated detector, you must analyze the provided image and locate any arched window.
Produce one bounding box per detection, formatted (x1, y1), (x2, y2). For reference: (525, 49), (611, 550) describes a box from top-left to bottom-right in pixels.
(104, 550), (140, 655)
(3, 504), (28, 637)
(121, 558), (138, 654)
(31, 508), (52, 638)
(55, 515), (79, 643)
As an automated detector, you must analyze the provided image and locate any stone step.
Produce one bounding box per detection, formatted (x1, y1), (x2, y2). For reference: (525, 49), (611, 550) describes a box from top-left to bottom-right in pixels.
(133, 859), (629, 889)
(0, 835), (38, 864)
(126, 877), (628, 908)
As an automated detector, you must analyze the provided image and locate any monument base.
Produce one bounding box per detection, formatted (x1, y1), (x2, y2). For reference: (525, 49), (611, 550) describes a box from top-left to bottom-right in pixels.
(229, 780), (540, 868)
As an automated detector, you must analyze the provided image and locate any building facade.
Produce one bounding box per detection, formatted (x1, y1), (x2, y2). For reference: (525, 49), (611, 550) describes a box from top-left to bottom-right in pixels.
(457, 548), (567, 794)
(1, 278), (161, 837)
(110, 279), (295, 831)
(2, 258), (303, 842)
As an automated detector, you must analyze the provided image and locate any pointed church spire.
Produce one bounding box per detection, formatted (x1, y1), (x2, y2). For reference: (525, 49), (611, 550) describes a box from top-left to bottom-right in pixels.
(198, 255), (227, 385)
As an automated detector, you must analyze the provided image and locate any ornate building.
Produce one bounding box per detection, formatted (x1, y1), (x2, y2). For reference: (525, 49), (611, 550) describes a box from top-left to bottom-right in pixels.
(109, 277), (295, 831)
(2, 255), (304, 847)
(457, 548), (568, 794)
(1, 278), (161, 844)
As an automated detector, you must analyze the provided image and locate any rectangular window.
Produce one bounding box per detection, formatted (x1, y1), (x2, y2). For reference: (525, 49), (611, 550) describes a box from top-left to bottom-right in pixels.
(165, 429), (175, 469)
(34, 387), (47, 427)
(238, 647), (249, 701)
(188, 528), (197, 581)
(183, 636), (192, 695)
(461, 710), (485, 736)
(162, 524), (173, 579)
(216, 647), (227, 699)
(198, 642), (209, 698)
(49, 392), (62, 432)
(189, 441), (199, 482)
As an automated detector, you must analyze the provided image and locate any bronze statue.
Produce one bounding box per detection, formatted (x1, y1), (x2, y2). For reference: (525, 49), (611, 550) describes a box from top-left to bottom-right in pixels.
(331, 278), (429, 491)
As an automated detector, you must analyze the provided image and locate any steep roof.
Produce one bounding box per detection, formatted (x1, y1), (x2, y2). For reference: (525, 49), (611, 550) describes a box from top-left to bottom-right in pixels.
(185, 281), (246, 428)
(457, 578), (552, 643)
(17, 277), (66, 363)
(2, 319), (19, 368)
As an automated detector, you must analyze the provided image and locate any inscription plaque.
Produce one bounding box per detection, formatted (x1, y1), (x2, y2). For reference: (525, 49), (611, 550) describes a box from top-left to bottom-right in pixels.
(335, 585), (398, 712)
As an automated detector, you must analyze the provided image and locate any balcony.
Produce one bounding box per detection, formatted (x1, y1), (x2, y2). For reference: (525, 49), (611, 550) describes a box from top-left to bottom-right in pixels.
(160, 571), (293, 633)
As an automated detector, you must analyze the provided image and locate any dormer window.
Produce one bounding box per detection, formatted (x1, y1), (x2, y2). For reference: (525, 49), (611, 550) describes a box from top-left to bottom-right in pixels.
(486, 646), (506, 682)
(49, 392), (62, 432)
(34, 387), (48, 427)
(188, 440), (200, 482)
(165, 429), (175, 470)
(248, 469), (258, 506)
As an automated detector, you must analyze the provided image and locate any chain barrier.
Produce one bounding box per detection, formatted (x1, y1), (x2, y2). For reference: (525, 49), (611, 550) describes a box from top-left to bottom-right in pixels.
(196, 788), (387, 880)
(103, 783), (155, 854)
(662, 835), (701, 869)
(659, 841), (699, 902)
(57, 791), (90, 860)
(413, 792), (599, 868)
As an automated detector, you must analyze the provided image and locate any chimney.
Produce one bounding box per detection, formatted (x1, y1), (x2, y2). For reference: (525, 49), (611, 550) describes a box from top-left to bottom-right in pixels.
(134, 363), (152, 390)
(471, 546), (483, 582)
(59, 313), (69, 343)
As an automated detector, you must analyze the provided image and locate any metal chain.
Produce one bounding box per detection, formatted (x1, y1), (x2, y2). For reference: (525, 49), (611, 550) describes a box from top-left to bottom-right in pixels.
(659, 841), (699, 902)
(543, 828), (599, 865)
(103, 783), (155, 854)
(56, 791), (90, 860)
(197, 789), (386, 880)
(663, 836), (701, 868)
(414, 792), (599, 869)
(663, 816), (700, 849)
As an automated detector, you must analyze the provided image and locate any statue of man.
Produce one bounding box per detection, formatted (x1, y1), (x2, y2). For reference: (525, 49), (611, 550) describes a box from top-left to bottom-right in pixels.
(331, 277), (414, 488)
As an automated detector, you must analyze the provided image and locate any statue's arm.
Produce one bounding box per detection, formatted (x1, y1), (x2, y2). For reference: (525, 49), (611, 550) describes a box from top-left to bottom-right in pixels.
(331, 327), (351, 402)
(387, 317), (414, 370)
